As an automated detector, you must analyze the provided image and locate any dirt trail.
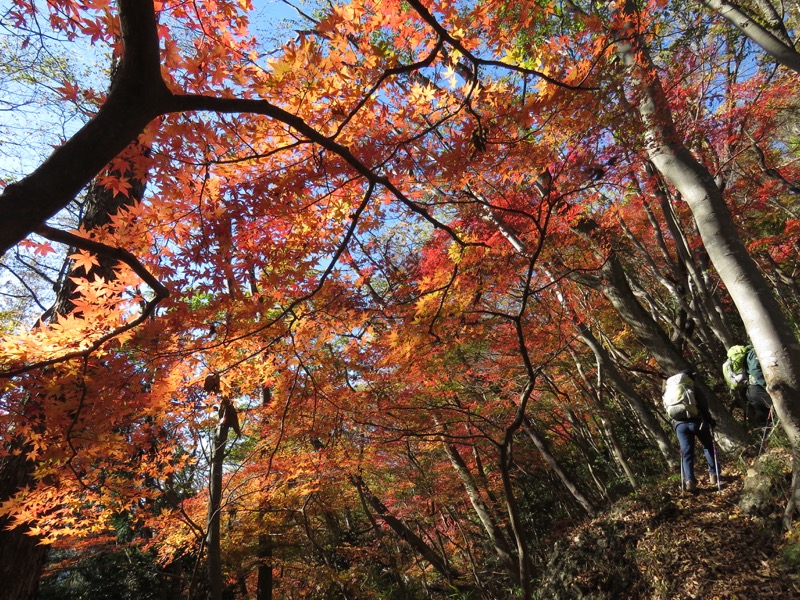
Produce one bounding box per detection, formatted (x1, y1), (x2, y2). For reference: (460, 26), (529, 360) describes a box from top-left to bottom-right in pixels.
(539, 466), (800, 599)
(635, 473), (798, 599)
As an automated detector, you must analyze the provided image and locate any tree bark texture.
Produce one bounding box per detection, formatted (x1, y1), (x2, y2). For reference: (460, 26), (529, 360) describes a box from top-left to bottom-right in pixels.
(698, 0), (800, 72)
(440, 440), (519, 583)
(617, 1), (800, 452)
(0, 0), (168, 256)
(579, 253), (747, 450)
(0, 451), (46, 600)
(206, 420), (229, 600)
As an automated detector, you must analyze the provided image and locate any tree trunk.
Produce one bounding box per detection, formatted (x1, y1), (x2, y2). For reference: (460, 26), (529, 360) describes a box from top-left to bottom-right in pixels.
(626, 185), (736, 354)
(598, 413), (638, 489)
(522, 418), (598, 516)
(655, 186), (735, 352)
(576, 321), (678, 468)
(578, 252), (747, 449)
(350, 474), (459, 581)
(256, 535), (273, 600)
(0, 75), (150, 598)
(617, 1), (800, 458)
(698, 0), (800, 72)
(206, 419), (229, 600)
(440, 440), (519, 584)
(0, 0), (169, 256)
(571, 347), (640, 490)
(0, 451), (46, 600)
(498, 442), (532, 600)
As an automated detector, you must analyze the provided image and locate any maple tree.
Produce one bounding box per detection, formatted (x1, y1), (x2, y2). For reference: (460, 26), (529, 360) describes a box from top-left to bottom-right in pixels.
(1, 0), (799, 598)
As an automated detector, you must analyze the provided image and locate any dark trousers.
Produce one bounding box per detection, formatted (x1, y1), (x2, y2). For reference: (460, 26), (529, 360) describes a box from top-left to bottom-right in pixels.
(746, 384), (772, 427)
(674, 420), (718, 484)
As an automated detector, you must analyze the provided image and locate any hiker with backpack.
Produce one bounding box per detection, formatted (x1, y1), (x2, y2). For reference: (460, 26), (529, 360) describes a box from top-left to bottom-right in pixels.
(722, 343), (773, 427)
(663, 371), (720, 493)
(745, 346), (773, 427)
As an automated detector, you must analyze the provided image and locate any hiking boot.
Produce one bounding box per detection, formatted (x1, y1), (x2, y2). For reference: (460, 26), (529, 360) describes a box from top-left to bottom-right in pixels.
(709, 473), (719, 486)
(684, 480), (697, 493)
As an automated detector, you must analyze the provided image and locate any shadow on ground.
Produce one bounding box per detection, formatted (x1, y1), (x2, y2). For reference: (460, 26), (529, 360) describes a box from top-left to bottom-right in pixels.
(537, 449), (800, 599)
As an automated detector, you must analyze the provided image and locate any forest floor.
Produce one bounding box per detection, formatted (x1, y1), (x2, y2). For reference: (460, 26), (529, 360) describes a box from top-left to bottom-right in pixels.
(538, 446), (800, 599)
(633, 471), (798, 598)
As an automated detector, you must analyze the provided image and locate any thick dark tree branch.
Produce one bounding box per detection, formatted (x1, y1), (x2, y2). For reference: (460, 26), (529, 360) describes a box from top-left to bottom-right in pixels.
(405, 0), (594, 89)
(36, 225), (169, 298)
(0, 225), (169, 378)
(0, 0), (170, 256)
(168, 93), (470, 244)
(0, 0), (474, 261)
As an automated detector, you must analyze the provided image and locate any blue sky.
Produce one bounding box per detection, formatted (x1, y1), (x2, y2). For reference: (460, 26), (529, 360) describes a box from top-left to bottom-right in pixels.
(0, 0), (314, 182)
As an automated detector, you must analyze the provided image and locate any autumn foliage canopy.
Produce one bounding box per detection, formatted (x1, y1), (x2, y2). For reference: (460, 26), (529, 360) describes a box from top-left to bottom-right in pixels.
(1, 0), (799, 597)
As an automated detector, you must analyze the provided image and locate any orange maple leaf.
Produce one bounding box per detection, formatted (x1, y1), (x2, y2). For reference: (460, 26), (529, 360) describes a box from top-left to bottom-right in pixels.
(68, 250), (100, 273)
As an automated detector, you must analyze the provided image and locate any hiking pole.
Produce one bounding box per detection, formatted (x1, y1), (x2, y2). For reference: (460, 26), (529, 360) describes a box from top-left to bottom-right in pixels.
(757, 407), (774, 457)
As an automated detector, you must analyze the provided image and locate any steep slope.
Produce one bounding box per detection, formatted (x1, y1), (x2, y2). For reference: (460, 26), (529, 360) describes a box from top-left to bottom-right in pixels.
(538, 451), (800, 599)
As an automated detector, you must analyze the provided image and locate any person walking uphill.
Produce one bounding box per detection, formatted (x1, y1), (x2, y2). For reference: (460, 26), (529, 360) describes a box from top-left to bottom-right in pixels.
(722, 342), (774, 428)
(746, 346), (773, 427)
(662, 371), (721, 493)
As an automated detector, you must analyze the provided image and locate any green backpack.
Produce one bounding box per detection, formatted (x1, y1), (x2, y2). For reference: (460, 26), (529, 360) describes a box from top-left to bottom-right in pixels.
(722, 345), (749, 390)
